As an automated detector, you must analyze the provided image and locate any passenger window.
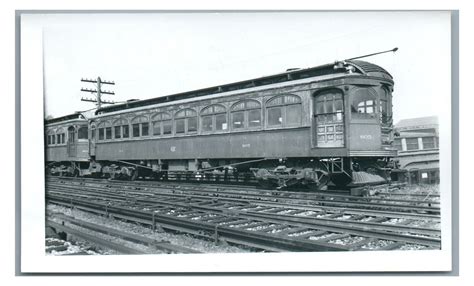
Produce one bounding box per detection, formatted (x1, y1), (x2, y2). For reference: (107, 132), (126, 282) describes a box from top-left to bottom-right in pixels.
(216, 114), (228, 130)
(248, 110), (261, 128)
(114, 126), (121, 138)
(106, 127), (112, 140)
(266, 95), (302, 127)
(352, 89), (377, 119)
(175, 109), (197, 134)
(97, 121), (111, 141)
(188, 117), (197, 133)
(163, 121), (172, 135)
(122, 125), (129, 138)
(142, 122), (149, 136)
(151, 112), (172, 136)
(286, 104), (301, 125)
(231, 100), (261, 130)
(131, 115), (149, 137)
(267, 107), (282, 126)
(200, 104), (227, 132)
(379, 88), (391, 124)
(78, 126), (88, 139)
(202, 116), (213, 132)
(153, 121), (162, 135)
(112, 119), (129, 139)
(232, 112), (245, 129)
(132, 124), (140, 137)
(175, 119), (185, 134)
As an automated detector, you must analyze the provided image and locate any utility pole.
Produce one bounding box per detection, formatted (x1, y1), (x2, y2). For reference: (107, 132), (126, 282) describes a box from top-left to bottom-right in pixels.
(80, 76), (115, 109)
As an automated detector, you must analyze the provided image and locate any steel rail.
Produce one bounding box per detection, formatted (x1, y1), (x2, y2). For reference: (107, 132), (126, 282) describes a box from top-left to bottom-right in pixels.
(47, 190), (441, 249)
(46, 182), (441, 221)
(49, 213), (201, 254)
(47, 179), (440, 214)
(47, 176), (439, 204)
(47, 220), (148, 255)
(47, 187), (440, 238)
(47, 194), (349, 252)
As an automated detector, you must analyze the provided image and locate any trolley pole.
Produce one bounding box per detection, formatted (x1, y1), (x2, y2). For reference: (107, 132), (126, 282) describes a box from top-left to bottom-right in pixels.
(80, 76), (116, 109)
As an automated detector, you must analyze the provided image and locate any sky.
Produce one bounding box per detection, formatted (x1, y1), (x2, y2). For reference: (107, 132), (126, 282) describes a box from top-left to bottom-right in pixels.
(41, 12), (451, 122)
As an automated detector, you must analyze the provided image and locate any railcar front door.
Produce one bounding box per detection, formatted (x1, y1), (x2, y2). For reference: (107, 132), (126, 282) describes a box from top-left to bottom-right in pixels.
(67, 126), (77, 157)
(313, 90), (345, 148)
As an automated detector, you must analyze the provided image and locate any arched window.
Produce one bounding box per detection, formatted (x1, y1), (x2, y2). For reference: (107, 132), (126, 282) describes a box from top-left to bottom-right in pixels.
(131, 115), (149, 137)
(174, 109), (197, 134)
(351, 88), (377, 119)
(77, 126), (88, 140)
(67, 126), (76, 144)
(55, 127), (65, 145)
(113, 118), (130, 139)
(47, 129), (56, 145)
(230, 100), (261, 130)
(266, 95), (302, 127)
(201, 104), (227, 132)
(314, 89), (344, 147)
(97, 121), (112, 141)
(151, 112), (172, 136)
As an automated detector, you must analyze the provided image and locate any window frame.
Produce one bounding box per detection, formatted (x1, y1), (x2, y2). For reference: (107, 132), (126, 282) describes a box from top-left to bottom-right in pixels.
(151, 113), (172, 137)
(174, 108), (198, 135)
(351, 88), (378, 119)
(200, 104), (228, 133)
(230, 99), (262, 131)
(405, 137), (419, 151)
(131, 115), (150, 138)
(112, 118), (130, 140)
(55, 128), (65, 145)
(77, 126), (89, 140)
(97, 121), (112, 141)
(265, 95), (302, 128)
(422, 136), (436, 149)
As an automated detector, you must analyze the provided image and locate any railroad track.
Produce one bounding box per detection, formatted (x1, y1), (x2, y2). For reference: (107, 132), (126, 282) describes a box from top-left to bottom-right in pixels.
(47, 212), (201, 254)
(46, 177), (441, 252)
(48, 178), (440, 214)
(47, 176), (440, 213)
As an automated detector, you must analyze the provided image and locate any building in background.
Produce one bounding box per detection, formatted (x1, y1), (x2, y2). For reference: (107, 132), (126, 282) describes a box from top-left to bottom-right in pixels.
(392, 116), (439, 184)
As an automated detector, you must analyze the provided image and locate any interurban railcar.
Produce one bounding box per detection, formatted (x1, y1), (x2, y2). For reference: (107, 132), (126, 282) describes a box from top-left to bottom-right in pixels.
(45, 60), (396, 189)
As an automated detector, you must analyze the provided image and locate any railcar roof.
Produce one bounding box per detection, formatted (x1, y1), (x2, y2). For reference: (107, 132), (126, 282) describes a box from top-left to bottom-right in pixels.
(45, 113), (86, 125)
(94, 60), (392, 115)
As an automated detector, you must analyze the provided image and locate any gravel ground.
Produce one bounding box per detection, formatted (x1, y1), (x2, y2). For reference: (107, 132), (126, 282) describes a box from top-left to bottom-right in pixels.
(46, 237), (111, 255)
(47, 204), (249, 254)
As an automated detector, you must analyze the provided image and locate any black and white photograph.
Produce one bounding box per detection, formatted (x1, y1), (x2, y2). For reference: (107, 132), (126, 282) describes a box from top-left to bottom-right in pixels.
(19, 10), (454, 273)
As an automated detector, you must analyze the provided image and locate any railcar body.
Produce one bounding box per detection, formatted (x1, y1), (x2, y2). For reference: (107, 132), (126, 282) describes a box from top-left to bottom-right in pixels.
(45, 113), (90, 176)
(45, 60), (396, 189)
